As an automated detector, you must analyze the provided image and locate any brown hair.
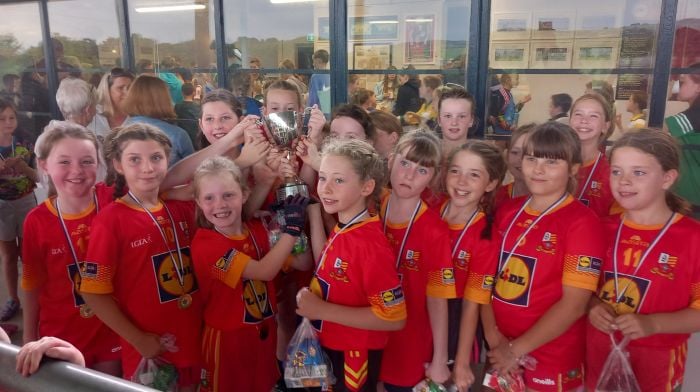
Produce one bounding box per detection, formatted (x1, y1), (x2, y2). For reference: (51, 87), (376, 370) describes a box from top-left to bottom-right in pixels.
(610, 129), (691, 215)
(422, 75), (442, 91)
(509, 122), (537, 150)
(104, 122), (172, 198)
(447, 140), (507, 239)
(198, 89), (243, 149)
(382, 66), (399, 96)
(122, 75), (176, 119)
(523, 122), (582, 194)
(331, 104), (376, 141)
(438, 86), (475, 114)
(263, 79), (302, 109)
(193, 156), (248, 229)
(393, 129), (442, 170)
(351, 88), (375, 107)
(629, 91), (648, 111)
(369, 110), (402, 137)
(571, 92), (615, 141)
(0, 98), (17, 116)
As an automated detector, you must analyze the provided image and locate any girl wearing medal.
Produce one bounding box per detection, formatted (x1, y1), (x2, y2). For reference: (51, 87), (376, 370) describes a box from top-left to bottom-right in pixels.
(586, 129), (700, 392)
(80, 123), (202, 390)
(296, 138), (406, 392)
(21, 121), (121, 375)
(484, 122), (606, 391)
(440, 141), (506, 391)
(569, 93), (616, 217)
(378, 130), (456, 390)
(190, 156), (311, 392)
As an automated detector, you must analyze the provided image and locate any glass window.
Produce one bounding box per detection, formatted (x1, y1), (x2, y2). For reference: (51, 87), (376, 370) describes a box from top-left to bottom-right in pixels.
(0, 1), (47, 142)
(347, 0), (471, 124)
(664, 0), (700, 124)
(488, 0), (662, 140)
(224, 0), (330, 115)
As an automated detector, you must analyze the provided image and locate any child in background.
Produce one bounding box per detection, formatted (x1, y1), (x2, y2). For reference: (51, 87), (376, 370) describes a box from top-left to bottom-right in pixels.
(21, 122), (121, 375)
(191, 156), (310, 392)
(494, 123), (535, 209)
(484, 122), (605, 391)
(439, 141), (506, 390)
(369, 110), (402, 160)
(80, 124), (201, 391)
(436, 87), (475, 157)
(403, 75), (442, 130)
(586, 129), (700, 392)
(297, 138), (406, 391)
(569, 93), (615, 217)
(0, 98), (38, 322)
(379, 130), (455, 390)
(329, 104), (376, 142)
(615, 91), (647, 133)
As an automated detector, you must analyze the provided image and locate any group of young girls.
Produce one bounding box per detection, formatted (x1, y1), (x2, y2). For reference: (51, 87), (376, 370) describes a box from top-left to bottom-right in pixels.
(4, 75), (699, 392)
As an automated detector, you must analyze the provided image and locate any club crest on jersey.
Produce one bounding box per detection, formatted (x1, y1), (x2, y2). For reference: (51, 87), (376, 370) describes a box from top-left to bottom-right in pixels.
(402, 250), (420, 271)
(651, 252), (677, 280)
(536, 232), (557, 254)
(455, 250), (469, 270)
(576, 255), (602, 274)
(599, 271), (650, 314)
(381, 286), (404, 307)
(309, 276), (329, 331)
(242, 279), (274, 323)
(151, 247), (198, 304)
(330, 257), (350, 282)
(494, 253), (536, 307)
(66, 263), (88, 307)
(214, 249), (237, 272)
(482, 275), (495, 289)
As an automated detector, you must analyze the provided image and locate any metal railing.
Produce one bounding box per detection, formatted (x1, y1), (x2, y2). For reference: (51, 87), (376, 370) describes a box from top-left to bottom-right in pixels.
(0, 342), (158, 392)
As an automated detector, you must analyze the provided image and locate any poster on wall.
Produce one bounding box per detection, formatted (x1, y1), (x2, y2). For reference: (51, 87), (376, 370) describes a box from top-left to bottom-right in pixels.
(576, 12), (621, 38)
(532, 11), (575, 40)
(317, 17), (330, 41)
(615, 74), (649, 100)
(573, 39), (620, 68)
(529, 40), (573, 68)
(490, 41), (530, 69)
(349, 16), (399, 41)
(491, 12), (532, 40)
(618, 24), (655, 67)
(352, 43), (393, 70)
(405, 15), (435, 64)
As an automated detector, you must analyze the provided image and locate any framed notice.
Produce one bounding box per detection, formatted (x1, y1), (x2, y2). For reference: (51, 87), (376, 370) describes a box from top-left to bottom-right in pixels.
(530, 40), (573, 69)
(576, 12), (621, 38)
(317, 17), (330, 41)
(352, 43), (393, 70)
(492, 12), (532, 40)
(573, 39), (620, 68)
(405, 15), (435, 64)
(490, 41), (530, 69)
(532, 11), (575, 40)
(349, 16), (399, 41)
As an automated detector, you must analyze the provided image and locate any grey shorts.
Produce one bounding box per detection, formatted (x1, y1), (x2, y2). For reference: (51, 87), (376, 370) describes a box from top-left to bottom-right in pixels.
(0, 192), (37, 241)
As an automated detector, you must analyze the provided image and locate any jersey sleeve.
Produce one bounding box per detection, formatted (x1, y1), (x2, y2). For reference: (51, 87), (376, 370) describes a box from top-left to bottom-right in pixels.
(561, 212), (605, 291)
(20, 211), (47, 291)
(363, 245), (407, 322)
(209, 248), (251, 290)
(464, 239), (498, 304)
(80, 213), (118, 295)
(426, 223), (458, 299)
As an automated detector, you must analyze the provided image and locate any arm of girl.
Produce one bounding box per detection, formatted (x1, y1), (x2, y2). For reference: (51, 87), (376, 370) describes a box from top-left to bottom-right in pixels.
(453, 300), (479, 392)
(21, 289), (40, 344)
(425, 296), (451, 384)
(242, 162), (277, 220)
(6, 157), (38, 183)
(481, 303), (507, 348)
(81, 293), (163, 359)
(296, 137), (322, 172)
(234, 135), (270, 168)
(289, 249), (313, 272)
(296, 287), (405, 331)
(614, 308), (700, 340)
(307, 202), (327, 262)
(488, 286), (591, 374)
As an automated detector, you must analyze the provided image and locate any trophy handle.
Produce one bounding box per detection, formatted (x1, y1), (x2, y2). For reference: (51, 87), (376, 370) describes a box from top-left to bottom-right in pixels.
(300, 107), (313, 136)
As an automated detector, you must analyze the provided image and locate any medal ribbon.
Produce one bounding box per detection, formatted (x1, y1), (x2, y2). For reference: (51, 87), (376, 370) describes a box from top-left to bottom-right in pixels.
(128, 191), (187, 291)
(611, 213), (676, 308)
(577, 152), (601, 200)
(56, 192), (99, 286)
(441, 202), (480, 259)
(383, 198), (422, 270)
(314, 208), (368, 275)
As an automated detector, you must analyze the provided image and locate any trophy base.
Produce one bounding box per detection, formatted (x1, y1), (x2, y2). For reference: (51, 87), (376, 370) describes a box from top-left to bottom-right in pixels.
(276, 181), (309, 201)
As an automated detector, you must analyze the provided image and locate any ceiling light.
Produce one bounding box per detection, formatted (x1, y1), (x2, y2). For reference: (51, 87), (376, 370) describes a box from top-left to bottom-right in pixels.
(406, 18), (433, 22)
(270, 0), (319, 3)
(135, 4), (206, 13)
(368, 20), (399, 24)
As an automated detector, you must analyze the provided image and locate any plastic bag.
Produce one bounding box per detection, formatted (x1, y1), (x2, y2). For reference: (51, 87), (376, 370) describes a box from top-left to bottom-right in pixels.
(482, 354), (536, 392)
(413, 378), (448, 392)
(261, 210), (308, 255)
(131, 334), (179, 392)
(284, 318), (335, 389)
(595, 335), (641, 392)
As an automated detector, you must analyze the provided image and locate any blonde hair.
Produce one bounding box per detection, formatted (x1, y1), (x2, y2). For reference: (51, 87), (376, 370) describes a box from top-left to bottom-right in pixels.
(193, 156), (248, 229)
(122, 75), (176, 119)
(571, 93), (615, 142)
(96, 68), (134, 119)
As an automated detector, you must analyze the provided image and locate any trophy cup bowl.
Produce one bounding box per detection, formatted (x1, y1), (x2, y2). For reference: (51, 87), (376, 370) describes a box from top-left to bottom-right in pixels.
(263, 111), (310, 201)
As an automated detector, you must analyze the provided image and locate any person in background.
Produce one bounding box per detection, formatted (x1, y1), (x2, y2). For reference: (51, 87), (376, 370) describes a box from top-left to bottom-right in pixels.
(351, 88), (377, 113)
(369, 110), (402, 159)
(230, 71), (262, 117)
(56, 78), (97, 129)
(92, 67), (134, 134)
(136, 59), (155, 75)
(158, 57), (184, 105)
(548, 93), (572, 123)
(1, 74), (21, 107)
(348, 74), (361, 101)
(374, 66), (399, 112)
(174, 82), (201, 147)
(404, 75), (442, 129)
(615, 91), (648, 133)
(393, 65), (421, 118)
(308, 49), (331, 115)
(664, 63), (700, 135)
(279, 59), (308, 97)
(249, 57), (265, 99)
(488, 73), (531, 135)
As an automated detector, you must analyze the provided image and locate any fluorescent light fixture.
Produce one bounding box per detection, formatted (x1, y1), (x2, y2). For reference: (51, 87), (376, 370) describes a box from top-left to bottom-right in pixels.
(270, 0), (319, 3)
(368, 20), (399, 24)
(406, 18), (433, 22)
(135, 4), (206, 13)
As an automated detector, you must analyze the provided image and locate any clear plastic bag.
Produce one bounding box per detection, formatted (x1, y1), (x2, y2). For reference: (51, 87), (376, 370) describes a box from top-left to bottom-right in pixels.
(131, 334), (180, 392)
(595, 335), (641, 392)
(284, 318), (335, 389)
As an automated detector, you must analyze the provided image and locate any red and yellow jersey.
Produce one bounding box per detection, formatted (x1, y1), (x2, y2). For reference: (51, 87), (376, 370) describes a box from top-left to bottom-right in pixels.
(379, 194), (456, 386)
(592, 214), (700, 348)
(310, 216), (406, 351)
(420, 186), (447, 210)
(576, 154), (614, 217)
(21, 183), (116, 352)
(492, 195), (604, 367)
(81, 198), (201, 375)
(191, 220), (278, 331)
(494, 183), (514, 210)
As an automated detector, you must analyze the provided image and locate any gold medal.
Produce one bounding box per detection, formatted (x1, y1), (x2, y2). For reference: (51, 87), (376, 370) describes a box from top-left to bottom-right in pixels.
(79, 304), (94, 318)
(178, 293), (193, 309)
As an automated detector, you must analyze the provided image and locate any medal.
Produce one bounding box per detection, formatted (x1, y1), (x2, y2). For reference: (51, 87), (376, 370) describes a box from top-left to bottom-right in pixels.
(79, 304), (94, 318)
(178, 293), (193, 309)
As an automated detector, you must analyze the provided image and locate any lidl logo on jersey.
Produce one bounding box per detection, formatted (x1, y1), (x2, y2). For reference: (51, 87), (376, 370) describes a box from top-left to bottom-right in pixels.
(455, 250), (470, 270)
(441, 268), (455, 284)
(66, 263), (88, 307)
(381, 285), (404, 307)
(242, 279), (274, 323)
(330, 257), (350, 282)
(576, 255), (602, 273)
(402, 250), (420, 271)
(599, 271), (650, 314)
(309, 276), (329, 332)
(482, 275), (495, 289)
(83, 262), (98, 278)
(214, 249), (237, 272)
(151, 247), (198, 304)
(494, 252), (536, 307)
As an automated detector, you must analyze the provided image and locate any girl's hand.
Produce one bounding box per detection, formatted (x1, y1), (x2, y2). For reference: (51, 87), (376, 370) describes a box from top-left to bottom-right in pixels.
(453, 362), (475, 392)
(252, 160), (277, 186)
(135, 332), (164, 359)
(487, 341), (519, 375)
(266, 148), (283, 173)
(278, 156), (299, 179)
(295, 137), (321, 172)
(296, 287), (326, 320)
(425, 361), (451, 384)
(236, 137), (270, 168)
(614, 313), (659, 340)
(588, 300), (617, 334)
(229, 115), (260, 145)
(16, 336), (86, 376)
(307, 105), (326, 145)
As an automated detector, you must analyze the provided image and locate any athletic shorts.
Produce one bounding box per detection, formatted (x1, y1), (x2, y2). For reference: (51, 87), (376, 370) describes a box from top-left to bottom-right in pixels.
(82, 325), (121, 368)
(522, 361), (584, 391)
(0, 193), (36, 241)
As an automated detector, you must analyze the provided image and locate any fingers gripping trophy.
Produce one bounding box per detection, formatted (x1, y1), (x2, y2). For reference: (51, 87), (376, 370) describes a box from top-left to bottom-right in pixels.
(260, 109), (313, 254)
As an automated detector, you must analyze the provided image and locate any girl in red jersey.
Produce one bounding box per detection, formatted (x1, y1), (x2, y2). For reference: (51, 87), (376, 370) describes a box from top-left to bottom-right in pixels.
(441, 141), (506, 391)
(296, 138), (407, 392)
(569, 93), (616, 217)
(190, 156), (311, 392)
(484, 122), (606, 391)
(586, 129), (700, 392)
(379, 130), (456, 390)
(494, 123), (535, 209)
(22, 121), (121, 375)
